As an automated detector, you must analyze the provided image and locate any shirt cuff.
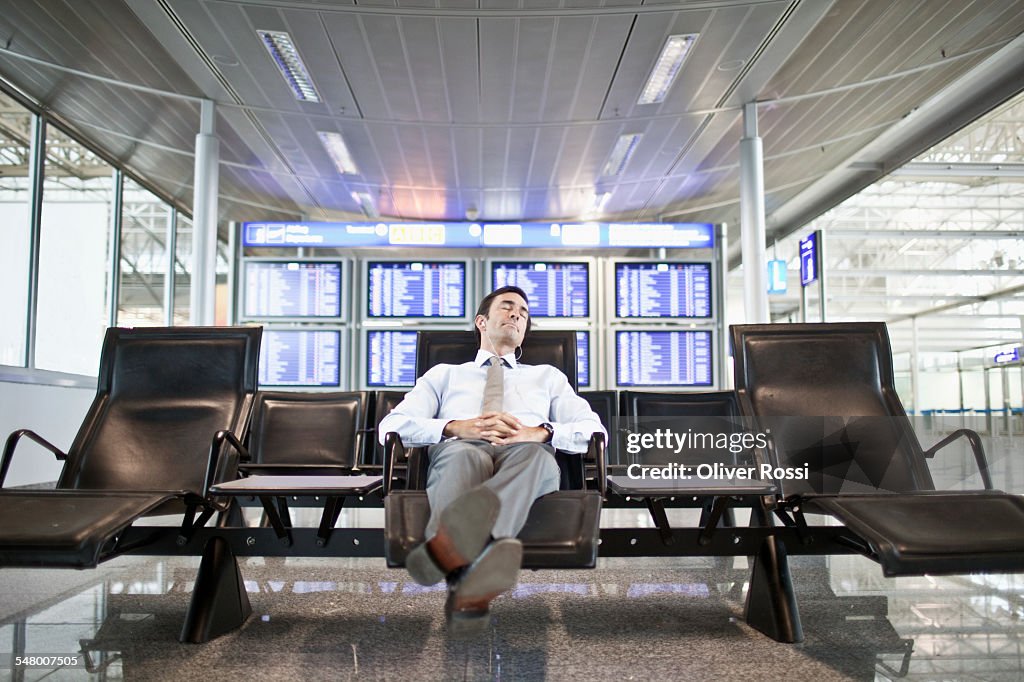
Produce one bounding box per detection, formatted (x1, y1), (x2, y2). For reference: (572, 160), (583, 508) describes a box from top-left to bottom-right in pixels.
(550, 423), (590, 453)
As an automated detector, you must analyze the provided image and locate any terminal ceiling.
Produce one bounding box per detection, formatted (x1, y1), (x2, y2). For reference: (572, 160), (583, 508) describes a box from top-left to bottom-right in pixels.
(0, 0), (1020, 236)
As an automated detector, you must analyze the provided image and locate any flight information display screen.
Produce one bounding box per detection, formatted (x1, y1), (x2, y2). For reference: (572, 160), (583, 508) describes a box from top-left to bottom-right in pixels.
(259, 329), (342, 387)
(366, 330), (419, 387)
(615, 262), (712, 318)
(243, 261), (343, 319)
(576, 331), (590, 388)
(367, 261), (467, 318)
(616, 330), (713, 387)
(491, 262), (590, 317)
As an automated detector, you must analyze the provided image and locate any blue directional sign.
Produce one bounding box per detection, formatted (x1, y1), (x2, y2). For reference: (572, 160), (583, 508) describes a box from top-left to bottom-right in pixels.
(994, 348), (1020, 364)
(767, 259), (787, 295)
(799, 232), (818, 286)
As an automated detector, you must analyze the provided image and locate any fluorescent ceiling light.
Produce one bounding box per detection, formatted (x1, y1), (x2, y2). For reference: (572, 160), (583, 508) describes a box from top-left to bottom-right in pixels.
(352, 191), (378, 218)
(638, 34), (698, 105)
(258, 30), (321, 103)
(318, 131), (359, 175)
(602, 134), (643, 176)
(583, 191), (612, 218)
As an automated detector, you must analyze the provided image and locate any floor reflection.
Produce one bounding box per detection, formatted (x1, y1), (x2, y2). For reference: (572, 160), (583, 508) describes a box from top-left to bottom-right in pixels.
(3, 550), (1024, 680)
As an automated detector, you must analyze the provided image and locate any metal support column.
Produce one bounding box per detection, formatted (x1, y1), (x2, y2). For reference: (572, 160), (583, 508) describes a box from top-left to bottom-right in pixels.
(107, 169), (123, 329)
(713, 222), (729, 388)
(165, 206), (178, 326)
(740, 102), (769, 323)
(24, 115), (45, 369)
(190, 99), (219, 325)
(910, 317), (920, 415)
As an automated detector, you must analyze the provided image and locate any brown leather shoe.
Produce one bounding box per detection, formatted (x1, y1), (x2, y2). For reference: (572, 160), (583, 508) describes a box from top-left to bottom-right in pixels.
(445, 538), (522, 633)
(406, 487), (500, 585)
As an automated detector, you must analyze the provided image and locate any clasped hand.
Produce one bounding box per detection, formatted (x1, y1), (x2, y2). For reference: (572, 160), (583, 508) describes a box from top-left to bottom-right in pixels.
(443, 412), (547, 445)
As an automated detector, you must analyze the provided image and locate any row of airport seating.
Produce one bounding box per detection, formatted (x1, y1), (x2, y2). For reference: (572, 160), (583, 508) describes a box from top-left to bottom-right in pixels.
(2, 323), (1023, 648)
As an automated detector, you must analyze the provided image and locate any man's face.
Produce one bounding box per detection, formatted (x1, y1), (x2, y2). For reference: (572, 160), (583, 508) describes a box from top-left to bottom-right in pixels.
(478, 292), (529, 348)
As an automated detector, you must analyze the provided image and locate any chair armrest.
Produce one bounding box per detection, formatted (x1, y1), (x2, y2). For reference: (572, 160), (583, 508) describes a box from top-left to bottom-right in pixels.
(924, 428), (992, 490)
(586, 432), (607, 496)
(383, 431), (405, 496)
(1, 429), (68, 487)
(203, 429), (250, 509)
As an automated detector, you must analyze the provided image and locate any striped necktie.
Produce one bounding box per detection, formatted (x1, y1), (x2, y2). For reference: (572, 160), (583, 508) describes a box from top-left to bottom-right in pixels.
(480, 356), (505, 413)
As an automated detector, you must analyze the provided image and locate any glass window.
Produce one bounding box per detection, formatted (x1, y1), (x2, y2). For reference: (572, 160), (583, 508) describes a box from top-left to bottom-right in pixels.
(35, 126), (114, 375)
(173, 213), (192, 325)
(119, 177), (169, 326)
(0, 93), (33, 366)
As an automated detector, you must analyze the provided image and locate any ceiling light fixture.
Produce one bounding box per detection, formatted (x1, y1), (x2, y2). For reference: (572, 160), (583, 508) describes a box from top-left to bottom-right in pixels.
(583, 191), (612, 219)
(258, 29), (321, 103)
(602, 134), (643, 176)
(352, 191), (378, 218)
(638, 34), (698, 105)
(319, 131), (359, 175)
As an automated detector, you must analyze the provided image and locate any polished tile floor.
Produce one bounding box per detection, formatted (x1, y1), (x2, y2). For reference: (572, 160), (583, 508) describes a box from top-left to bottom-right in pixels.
(3, 421), (1024, 680)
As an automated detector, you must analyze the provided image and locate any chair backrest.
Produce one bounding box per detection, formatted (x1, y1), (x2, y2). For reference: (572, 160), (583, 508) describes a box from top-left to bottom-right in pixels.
(371, 390), (409, 467)
(731, 322), (934, 496)
(416, 329), (578, 391)
(618, 390), (748, 466)
(57, 326), (261, 496)
(247, 391), (369, 468)
(581, 390), (618, 463)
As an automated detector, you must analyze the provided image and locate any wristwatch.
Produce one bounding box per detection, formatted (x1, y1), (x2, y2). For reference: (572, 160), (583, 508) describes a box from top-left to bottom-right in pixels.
(539, 422), (555, 443)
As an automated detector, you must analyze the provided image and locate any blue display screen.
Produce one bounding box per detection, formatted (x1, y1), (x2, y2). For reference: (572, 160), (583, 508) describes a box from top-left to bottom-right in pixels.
(491, 262), (590, 317)
(367, 261), (466, 318)
(244, 261), (343, 319)
(576, 331), (590, 387)
(615, 262), (712, 319)
(616, 330), (713, 387)
(366, 330), (419, 387)
(259, 329), (341, 387)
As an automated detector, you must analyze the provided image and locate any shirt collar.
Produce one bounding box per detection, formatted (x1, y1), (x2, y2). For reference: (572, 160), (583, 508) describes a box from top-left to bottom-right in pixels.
(474, 348), (518, 369)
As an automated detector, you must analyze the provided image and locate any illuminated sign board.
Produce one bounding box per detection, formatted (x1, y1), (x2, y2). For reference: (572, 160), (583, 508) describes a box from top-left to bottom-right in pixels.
(241, 221), (715, 249)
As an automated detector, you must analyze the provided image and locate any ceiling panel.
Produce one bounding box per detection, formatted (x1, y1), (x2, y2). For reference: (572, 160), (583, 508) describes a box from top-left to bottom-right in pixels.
(0, 0), (1019, 234)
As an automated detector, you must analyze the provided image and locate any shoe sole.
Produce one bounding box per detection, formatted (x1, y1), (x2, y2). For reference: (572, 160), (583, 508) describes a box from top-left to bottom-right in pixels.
(449, 538), (522, 611)
(406, 486), (500, 585)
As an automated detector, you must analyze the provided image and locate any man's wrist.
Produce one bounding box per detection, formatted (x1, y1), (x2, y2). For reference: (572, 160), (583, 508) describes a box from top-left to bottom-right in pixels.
(539, 422), (554, 443)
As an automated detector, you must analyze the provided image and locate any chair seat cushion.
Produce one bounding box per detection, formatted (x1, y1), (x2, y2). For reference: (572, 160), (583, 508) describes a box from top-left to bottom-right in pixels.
(385, 490), (602, 569)
(0, 491), (176, 568)
(805, 491), (1024, 576)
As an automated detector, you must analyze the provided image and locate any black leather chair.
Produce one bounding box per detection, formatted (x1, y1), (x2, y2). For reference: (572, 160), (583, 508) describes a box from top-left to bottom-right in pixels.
(0, 326), (260, 641)
(211, 390), (377, 544)
(731, 322), (1024, 641)
(383, 329), (605, 570)
(580, 390), (617, 473)
(611, 390), (765, 540)
(242, 390), (372, 476)
(374, 390), (410, 489)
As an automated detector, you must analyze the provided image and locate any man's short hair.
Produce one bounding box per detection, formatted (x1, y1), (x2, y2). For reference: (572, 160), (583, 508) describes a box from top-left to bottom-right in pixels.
(474, 286), (531, 346)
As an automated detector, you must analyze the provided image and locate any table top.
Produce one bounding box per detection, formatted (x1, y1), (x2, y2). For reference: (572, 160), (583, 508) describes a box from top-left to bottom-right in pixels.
(210, 475), (383, 496)
(607, 475), (777, 497)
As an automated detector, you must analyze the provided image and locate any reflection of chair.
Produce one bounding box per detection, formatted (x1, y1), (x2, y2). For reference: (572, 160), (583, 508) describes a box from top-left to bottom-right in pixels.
(0, 326), (260, 641)
(383, 329), (605, 570)
(732, 322), (1024, 642)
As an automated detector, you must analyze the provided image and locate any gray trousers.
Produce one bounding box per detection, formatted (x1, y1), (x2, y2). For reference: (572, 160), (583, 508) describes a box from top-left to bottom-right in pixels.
(424, 439), (561, 539)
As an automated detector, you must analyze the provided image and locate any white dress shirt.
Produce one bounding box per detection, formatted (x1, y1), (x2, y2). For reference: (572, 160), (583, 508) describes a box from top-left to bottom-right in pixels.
(378, 349), (606, 453)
